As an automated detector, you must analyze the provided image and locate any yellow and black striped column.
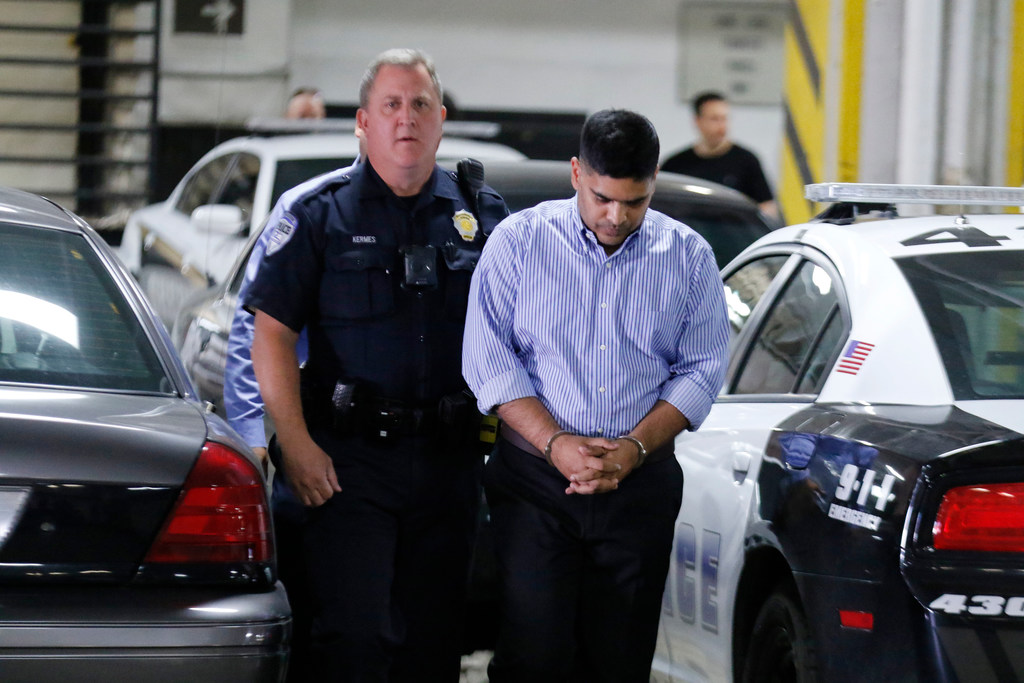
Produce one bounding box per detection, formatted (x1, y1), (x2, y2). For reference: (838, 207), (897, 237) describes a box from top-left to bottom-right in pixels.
(781, 0), (864, 223)
(1005, 0), (1024, 200)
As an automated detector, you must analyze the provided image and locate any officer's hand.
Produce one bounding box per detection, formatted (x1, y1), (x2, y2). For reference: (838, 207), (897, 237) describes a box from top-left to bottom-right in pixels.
(280, 436), (341, 507)
(566, 438), (642, 495)
(549, 436), (622, 495)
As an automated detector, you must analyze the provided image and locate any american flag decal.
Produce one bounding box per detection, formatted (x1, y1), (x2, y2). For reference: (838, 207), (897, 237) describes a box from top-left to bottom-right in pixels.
(837, 340), (875, 375)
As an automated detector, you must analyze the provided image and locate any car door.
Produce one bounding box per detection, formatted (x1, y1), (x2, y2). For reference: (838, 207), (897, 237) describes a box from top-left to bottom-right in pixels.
(147, 152), (240, 275)
(654, 246), (850, 682)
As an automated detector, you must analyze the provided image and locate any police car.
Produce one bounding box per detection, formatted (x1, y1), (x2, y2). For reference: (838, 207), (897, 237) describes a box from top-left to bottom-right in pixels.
(117, 130), (525, 325)
(652, 184), (1024, 682)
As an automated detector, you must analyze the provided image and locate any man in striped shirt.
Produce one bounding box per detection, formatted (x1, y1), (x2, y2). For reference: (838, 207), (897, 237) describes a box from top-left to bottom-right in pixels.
(463, 109), (730, 682)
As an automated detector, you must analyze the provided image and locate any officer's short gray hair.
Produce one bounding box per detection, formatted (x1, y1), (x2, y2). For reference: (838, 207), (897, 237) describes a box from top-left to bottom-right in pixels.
(358, 48), (443, 108)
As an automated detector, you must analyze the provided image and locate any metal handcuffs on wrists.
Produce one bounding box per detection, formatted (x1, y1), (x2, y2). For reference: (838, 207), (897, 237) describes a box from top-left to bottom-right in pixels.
(543, 430), (572, 466)
(618, 435), (648, 468)
(542, 431), (648, 469)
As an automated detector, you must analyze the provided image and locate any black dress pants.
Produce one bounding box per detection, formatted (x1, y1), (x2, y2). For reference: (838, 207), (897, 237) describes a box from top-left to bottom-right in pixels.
(484, 439), (683, 683)
(301, 430), (481, 682)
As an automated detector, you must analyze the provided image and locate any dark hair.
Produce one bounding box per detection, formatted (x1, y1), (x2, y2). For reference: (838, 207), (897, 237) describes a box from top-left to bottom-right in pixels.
(290, 86), (321, 99)
(579, 109), (659, 181)
(692, 91), (726, 117)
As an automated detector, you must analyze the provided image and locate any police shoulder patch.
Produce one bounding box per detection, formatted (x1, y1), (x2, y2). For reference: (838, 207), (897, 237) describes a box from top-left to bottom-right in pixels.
(266, 211), (299, 257)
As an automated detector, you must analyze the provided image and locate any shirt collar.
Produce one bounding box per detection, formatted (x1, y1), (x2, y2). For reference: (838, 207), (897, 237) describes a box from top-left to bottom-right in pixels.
(359, 162), (454, 206)
(570, 194), (647, 259)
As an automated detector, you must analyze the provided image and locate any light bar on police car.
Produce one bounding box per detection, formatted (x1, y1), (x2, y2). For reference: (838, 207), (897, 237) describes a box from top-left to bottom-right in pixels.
(805, 183), (1024, 206)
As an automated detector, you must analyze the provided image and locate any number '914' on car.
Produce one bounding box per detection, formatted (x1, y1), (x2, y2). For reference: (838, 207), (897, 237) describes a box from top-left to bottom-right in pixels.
(652, 183), (1024, 683)
(0, 186), (288, 682)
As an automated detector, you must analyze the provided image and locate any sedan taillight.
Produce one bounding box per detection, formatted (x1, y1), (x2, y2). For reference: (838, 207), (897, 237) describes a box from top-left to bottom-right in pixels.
(144, 442), (272, 564)
(932, 482), (1024, 552)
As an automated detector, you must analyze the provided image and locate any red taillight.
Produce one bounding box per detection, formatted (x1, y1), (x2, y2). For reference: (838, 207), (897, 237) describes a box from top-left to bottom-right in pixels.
(839, 610), (874, 630)
(932, 482), (1024, 552)
(144, 442), (272, 564)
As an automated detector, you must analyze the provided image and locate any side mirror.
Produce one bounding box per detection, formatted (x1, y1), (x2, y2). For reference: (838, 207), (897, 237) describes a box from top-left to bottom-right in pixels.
(190, 204), (246, 235)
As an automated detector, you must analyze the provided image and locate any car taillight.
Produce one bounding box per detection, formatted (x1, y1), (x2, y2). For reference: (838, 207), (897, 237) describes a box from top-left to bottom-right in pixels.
(144, 441), (272, 564)
(932, 482), (1024, 552)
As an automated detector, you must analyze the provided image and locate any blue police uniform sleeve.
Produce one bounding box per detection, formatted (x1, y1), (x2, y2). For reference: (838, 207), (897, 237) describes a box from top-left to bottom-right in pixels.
(243, 198), (324, 333)
(477, 184), (510, 234)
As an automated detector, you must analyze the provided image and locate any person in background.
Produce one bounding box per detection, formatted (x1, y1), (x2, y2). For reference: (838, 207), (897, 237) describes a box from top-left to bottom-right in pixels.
(661, 90), (779, 221)
(246, 48), (508, 681)
(286, 86), (326, 120)
(463, 108), (730, 682)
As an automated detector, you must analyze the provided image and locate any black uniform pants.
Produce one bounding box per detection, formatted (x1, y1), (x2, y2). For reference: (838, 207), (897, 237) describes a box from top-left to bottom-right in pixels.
(301, 428), (481, 682)
(484, 439), (683, 683)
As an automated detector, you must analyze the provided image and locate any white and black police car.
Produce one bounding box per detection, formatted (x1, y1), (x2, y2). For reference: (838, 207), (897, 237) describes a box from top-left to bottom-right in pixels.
(652, 183), (1024, 683)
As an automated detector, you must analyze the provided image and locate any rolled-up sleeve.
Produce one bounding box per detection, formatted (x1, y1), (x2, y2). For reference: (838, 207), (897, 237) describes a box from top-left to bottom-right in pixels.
(658, 242), (730, 430)
(462, 222), (537, 414)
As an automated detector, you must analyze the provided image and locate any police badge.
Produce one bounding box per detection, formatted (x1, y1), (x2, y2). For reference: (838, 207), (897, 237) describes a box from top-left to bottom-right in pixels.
(452, 210), (479, 242)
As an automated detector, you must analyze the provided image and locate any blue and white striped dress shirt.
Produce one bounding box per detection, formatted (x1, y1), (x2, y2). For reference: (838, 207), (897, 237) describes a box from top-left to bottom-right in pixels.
(463, 196), (730, 437)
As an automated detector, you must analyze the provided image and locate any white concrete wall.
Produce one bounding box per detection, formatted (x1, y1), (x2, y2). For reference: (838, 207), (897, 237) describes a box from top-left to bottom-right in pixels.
(156, 0), (786, 187)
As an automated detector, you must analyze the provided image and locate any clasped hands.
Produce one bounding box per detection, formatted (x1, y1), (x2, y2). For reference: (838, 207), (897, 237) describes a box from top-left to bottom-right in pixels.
(548, 433), (642, 495)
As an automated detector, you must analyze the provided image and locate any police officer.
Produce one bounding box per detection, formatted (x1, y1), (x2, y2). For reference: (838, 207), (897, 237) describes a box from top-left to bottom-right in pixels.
(246, 48), (508, 681)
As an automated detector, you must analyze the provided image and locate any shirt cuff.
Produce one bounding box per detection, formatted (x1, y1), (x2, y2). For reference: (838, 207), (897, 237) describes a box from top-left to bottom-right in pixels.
(659, 374), (718, 431)
(475, 367), (538, 414)
(229, 416), (269, 450)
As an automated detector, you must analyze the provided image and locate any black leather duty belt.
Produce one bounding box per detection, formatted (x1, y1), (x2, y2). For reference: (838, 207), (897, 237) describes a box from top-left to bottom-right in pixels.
(499, 423), (673, 465)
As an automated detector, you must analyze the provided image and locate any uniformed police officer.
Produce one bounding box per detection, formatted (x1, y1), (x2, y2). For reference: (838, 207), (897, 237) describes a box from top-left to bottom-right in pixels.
(246, 48), (508, 681)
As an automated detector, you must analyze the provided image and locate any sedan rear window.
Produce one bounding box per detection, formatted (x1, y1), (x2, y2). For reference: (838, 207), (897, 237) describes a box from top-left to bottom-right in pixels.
(900, 251), (1024, 399)
(0, 224), (168, 392)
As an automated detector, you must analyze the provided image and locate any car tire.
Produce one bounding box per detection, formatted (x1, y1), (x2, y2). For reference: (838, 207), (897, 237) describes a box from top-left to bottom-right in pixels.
(138, 265), (198, 329)
(741, 586), (819, 683)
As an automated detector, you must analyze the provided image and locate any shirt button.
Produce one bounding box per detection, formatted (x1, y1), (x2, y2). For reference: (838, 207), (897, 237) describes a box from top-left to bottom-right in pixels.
(600, 302), (608, 309)
(596, 427), (604, 434)
(605, 263), (612, 269)
(598, 386), (606, 393)
(599, 344), (607, 351)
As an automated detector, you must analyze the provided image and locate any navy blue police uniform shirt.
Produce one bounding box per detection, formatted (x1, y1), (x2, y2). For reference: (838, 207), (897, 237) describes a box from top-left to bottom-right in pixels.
(244, 161), (508, 404)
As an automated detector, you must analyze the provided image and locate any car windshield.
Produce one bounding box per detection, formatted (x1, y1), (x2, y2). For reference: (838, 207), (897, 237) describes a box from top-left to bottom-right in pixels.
(899, 250), (1024, 399)
(271, 157), (356, 208)
(0, 224), (169, 392)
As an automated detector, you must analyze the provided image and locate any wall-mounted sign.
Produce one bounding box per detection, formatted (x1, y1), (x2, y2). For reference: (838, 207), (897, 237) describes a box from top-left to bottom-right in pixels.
(174, 0), (245, 35)
(677, 1), (786, 105)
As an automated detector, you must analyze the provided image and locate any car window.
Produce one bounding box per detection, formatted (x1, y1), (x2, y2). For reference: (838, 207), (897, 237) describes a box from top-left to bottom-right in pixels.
(723, 254), (789, 347)
(0, 224), (169, 392)
(899, 250), (1024, 399)
(215, 152), (260, 223)
(175, 153), (235, 216)
(271, 157), (356, 208)
(733, 259), (840, 394)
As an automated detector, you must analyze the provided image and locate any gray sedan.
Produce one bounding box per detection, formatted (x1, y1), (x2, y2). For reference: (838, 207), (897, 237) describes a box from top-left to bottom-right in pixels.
(0, 186), (289, 681)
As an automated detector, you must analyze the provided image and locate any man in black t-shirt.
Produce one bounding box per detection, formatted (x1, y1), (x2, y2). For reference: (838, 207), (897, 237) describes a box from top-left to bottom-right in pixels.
(662, 91), (779, 221)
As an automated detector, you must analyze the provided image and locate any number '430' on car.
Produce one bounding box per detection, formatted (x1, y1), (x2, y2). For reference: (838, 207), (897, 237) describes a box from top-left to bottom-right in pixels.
(651, 184), (1024, 683)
